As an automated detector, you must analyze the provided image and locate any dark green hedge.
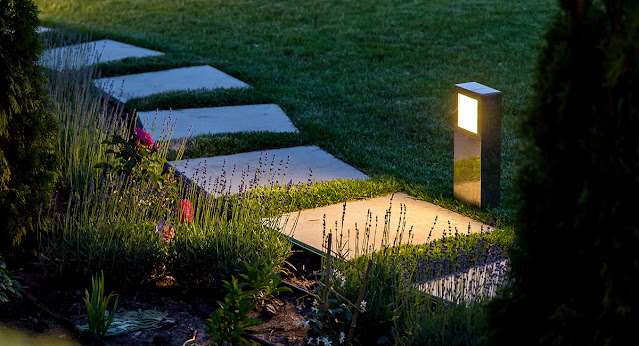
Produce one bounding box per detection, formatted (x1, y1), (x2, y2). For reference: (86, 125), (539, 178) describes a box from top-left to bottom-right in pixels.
(487, 1), (639, 345)
(0, 0), (58, 255)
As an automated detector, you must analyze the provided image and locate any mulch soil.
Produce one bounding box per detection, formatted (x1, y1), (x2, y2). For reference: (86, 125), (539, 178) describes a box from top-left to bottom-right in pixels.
(0, 246), (322, 345)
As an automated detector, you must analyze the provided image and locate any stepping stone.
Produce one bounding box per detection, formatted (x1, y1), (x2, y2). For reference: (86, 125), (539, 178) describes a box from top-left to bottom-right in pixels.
(36, 27), (53, 33)
(94, 65), (250, 103)
(169, 146), (367, 195)
(415, 259), (509, 303)
(40, 39), (163, 71)
(139, 104), (298, 141)
(276, 193), (493, 259)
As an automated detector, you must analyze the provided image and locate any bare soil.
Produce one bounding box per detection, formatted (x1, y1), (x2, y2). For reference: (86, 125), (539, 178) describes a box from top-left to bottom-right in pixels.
(0, 246), (322, 345)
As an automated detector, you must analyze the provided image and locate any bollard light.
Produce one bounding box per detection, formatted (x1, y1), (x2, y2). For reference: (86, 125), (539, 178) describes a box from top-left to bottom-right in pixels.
(453, 82), (502, 208)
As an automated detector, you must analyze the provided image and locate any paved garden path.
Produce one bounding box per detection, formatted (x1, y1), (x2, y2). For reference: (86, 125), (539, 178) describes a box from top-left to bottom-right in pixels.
(42, 38), (498, 292)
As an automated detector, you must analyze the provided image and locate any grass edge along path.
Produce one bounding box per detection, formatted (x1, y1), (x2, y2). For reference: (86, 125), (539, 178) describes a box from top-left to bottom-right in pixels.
(35, 0), (558, 230)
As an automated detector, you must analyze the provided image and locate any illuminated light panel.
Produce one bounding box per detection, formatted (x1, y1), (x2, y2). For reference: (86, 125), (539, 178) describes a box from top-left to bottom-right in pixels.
(458, 93), (478, 134)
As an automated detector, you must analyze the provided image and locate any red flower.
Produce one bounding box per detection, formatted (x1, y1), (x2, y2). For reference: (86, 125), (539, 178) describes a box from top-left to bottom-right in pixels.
(179, 199), (194, 223)
(134, 128), (154, 146)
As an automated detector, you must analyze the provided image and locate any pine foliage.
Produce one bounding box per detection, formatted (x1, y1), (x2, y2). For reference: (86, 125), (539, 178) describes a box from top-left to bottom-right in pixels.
(487, 1), (639, 344)
(0, 0), (58, 254)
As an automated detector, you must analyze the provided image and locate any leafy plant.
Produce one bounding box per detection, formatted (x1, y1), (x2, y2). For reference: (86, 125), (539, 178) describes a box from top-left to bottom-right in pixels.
(0, 256), (22, 302)
(96, 128), (167, 184)
(205, 276), (262, 345)
(83, 270), (119, 337)
(305, 296), (352, 346)
(240, 259), (292, 308)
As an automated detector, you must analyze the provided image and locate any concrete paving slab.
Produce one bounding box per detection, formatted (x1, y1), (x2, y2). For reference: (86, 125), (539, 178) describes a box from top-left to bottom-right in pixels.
(94, 65), (250, 103)
(169, 146), (367, 195)
(40, 39), (163, 71)
(139, 104), (298, 141)
(415, 260), (509, 303)
(277, 193), (493, 259)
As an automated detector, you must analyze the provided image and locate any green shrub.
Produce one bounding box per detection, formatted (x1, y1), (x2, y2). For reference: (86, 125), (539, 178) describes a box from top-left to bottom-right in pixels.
(487, 1), (639, 344)
(0, 255), (22, 302)
(0, 0), (59, 254)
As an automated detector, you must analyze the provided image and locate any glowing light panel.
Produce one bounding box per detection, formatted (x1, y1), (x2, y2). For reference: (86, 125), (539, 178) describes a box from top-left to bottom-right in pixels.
(458, 94), (478, 134)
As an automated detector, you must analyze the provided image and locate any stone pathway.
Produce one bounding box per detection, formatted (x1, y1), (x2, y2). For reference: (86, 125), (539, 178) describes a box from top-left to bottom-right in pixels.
(46, 36), (505, 301)
(40, 39), (163, 71)
(139, 104), (298, 141)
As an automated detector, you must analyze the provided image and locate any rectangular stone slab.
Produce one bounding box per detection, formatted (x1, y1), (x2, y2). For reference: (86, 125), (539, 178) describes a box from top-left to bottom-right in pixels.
(37, 27), (53, 33)
(415, 259), (509, 303)
(139, 104), (298, 141)
(169, 146), (367, 195)
(40, 39), (163, 71)
(276, 193), (493, 259)
(94, 65), (249, 103)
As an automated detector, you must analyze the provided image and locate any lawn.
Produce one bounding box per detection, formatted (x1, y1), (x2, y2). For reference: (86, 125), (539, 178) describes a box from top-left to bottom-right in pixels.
(35, 0), (557, 228)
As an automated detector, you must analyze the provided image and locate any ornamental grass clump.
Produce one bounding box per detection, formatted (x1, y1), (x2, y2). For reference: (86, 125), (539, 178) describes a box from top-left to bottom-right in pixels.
(41, 28), (130, 191)
(324, 202), (511, 345)
(39, 28), (296, 288)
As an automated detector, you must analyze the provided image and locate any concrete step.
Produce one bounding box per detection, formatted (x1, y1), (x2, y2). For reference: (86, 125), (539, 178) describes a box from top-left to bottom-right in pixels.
(94, 65), (249, 103)
(415, 259), (509, 304)
(139, 104), (298, 141)
(40, 39), (163, 71)
(277, 193), (492, 259)
(169, 145), (367, 195)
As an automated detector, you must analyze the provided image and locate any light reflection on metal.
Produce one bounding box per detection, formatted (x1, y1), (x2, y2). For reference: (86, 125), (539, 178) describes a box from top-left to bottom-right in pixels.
(453, 82), (502, 208)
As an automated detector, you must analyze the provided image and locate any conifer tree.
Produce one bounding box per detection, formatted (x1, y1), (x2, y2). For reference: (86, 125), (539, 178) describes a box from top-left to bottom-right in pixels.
(487, 1), (639, 344)
(0, 0), (58, 255)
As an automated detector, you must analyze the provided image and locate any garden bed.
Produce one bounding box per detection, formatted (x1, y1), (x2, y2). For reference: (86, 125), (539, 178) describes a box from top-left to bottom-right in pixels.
(0, 245), (322, 345)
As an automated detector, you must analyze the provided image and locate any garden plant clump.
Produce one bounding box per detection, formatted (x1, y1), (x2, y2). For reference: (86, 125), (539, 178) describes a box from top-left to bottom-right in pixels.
(37, 28), (297, 288)
(299, 205), (512, 345)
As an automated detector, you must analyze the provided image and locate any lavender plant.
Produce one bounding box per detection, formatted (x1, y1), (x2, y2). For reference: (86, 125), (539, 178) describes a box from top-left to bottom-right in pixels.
(41, 28), (130, 190)
(38, 28), (296, 288)
(326, 212), (511, 344)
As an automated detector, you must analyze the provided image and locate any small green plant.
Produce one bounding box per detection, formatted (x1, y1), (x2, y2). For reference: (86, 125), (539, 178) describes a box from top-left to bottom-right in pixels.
(240, 259), (292, 308)
(0, 256), (21, 302)
(305, 296), (353, 346)
(96, 128), (170, 185)
(205, 276), (262, 345)
(84, 270), (119, 337)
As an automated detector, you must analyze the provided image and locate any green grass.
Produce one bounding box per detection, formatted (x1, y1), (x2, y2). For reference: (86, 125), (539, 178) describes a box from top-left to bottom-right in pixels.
(35, 0), (558, 228)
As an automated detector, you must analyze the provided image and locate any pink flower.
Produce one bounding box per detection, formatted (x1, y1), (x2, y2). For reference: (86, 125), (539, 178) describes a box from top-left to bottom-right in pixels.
(134, 128), (154, 146)
(179, 199), (194, 224)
